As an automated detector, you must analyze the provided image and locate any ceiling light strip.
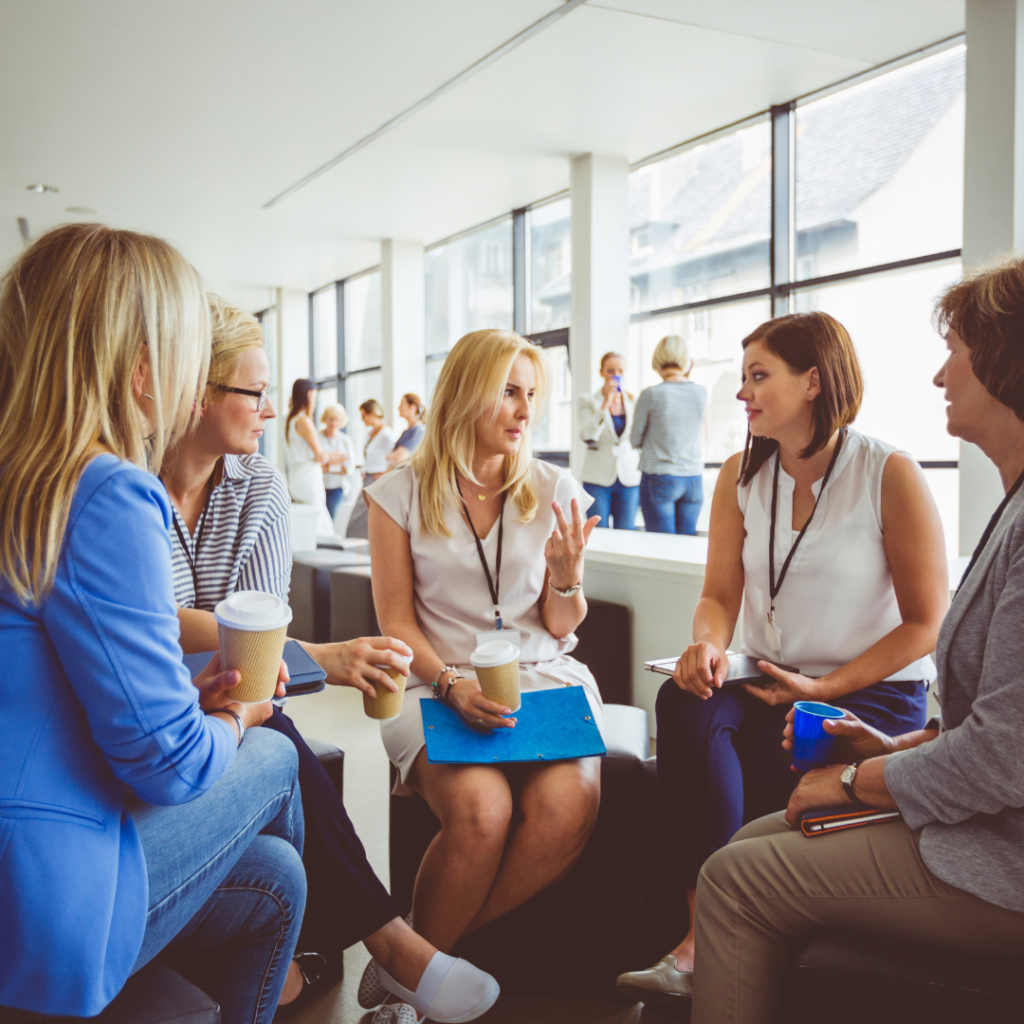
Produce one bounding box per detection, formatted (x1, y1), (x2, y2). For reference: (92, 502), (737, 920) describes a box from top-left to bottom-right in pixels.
(263, 0), (590, 209)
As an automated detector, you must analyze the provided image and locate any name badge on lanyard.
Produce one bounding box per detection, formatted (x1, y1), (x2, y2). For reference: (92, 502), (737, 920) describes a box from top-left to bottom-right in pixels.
(458, 483), (522, 654)
(766, 428), (846, 661)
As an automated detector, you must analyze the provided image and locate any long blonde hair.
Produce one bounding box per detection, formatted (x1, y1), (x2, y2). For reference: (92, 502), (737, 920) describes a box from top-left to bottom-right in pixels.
(412, 329), (548, 536)
(0, 223), (210, 603)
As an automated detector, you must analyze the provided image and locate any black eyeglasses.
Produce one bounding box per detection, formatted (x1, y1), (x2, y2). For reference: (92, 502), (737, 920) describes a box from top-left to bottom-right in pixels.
(215, 384), (269, 411)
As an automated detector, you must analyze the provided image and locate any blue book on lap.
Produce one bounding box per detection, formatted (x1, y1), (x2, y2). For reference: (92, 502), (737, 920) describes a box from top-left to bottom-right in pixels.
(421, 686), (607, 764)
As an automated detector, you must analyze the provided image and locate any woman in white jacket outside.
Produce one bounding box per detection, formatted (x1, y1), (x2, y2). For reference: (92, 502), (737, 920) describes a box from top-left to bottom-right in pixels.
(576, 352), (641, 530)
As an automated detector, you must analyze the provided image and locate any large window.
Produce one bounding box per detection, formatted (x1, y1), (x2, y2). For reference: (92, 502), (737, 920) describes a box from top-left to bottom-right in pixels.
(344, 270), (382, 372)
(426, 219), (513, 360)
(527, 197), (571, 334)
(629, 119), (772, 314)
(795, 47), (964, 281)
(624, 42), (965, 545)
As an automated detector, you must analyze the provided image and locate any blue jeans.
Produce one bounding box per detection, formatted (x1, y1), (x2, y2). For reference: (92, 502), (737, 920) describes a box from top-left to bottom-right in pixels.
(325, 487), (343, 520)
(583, 479), (639, 530)
(127, 728), (306, 1024)
(640, 472), (704, 535)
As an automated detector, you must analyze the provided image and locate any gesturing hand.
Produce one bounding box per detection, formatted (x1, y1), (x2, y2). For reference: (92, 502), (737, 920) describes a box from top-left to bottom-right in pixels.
(674, 642), (730, 698)
(544, 499), (600, 590)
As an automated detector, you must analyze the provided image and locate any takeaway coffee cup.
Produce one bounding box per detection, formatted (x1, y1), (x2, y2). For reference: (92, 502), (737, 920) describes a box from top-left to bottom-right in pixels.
(213, 591), (292, 704)
(791, 700), (844, 772)
(470, 640), (521, 713)
(363, 652), (413, 720)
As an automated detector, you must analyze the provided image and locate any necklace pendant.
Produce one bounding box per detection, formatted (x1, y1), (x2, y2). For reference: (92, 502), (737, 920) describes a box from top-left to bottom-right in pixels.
(478, 494), (486, 501)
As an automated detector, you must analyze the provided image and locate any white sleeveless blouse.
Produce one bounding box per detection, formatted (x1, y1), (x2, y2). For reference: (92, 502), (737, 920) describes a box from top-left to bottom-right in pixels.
(737, 429), (936, 682)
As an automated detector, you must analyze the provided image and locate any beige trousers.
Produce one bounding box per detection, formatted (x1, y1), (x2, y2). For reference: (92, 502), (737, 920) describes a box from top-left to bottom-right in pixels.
(691, 811), (1024, 1024)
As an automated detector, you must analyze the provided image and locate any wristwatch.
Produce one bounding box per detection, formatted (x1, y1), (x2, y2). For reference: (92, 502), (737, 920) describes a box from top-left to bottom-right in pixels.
(840, 761), (861, 802)
(549, 579), (582, 598)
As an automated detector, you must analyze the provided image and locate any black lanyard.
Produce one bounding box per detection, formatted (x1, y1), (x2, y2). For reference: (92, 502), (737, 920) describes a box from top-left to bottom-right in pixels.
(955, 466), (1024, 598)
(769, 428), (847, 609)
(170, 477), (214, 600)
(456, 481), (506, 630)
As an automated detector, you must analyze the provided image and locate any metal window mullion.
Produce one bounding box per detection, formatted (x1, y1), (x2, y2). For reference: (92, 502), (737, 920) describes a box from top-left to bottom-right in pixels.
(771, 102), (795, 318)
(513, 207), (527, 334)
(336, 280), (346, 409)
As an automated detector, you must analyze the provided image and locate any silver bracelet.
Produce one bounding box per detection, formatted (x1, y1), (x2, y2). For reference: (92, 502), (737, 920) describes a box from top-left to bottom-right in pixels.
(207, 708), (244, 747)
(431, 666), (464, 702)
(548, 579), (582, 598)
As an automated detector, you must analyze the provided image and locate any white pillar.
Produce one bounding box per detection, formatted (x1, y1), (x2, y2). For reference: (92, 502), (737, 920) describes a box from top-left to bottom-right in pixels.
(569, 154), (630, 478)
(275, 286), (310, 470)
(960, 0), (1024, 552)
(381, 240), (426, 430)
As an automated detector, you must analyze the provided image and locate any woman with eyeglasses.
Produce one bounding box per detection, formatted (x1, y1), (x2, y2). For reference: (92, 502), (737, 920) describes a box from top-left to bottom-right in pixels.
(162, 296), (500, 1022)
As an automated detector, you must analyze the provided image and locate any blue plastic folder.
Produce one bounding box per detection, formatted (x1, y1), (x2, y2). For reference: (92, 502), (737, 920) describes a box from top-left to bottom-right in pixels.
(421, 685), (607, 765)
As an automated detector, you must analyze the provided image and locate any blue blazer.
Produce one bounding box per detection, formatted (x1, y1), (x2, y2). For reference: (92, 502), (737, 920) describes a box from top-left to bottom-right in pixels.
(0, 456), (236, 1016)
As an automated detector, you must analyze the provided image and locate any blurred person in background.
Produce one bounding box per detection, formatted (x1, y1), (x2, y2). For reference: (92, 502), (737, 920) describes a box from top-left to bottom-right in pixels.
(321, 403), (357, 527)
(631, 335), (708, 535)
(284, 378), (333, 534)
(576, 352), (641, 529)
(387, 392), (427, 468)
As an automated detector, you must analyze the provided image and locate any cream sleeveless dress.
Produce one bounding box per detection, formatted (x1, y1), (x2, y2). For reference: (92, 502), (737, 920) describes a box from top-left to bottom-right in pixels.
(366, 460), (604, 794)
(285, 420), (333, 534)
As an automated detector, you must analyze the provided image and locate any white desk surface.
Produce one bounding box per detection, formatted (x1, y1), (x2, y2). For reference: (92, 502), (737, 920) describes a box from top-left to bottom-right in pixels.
(585, 527), (708, 577)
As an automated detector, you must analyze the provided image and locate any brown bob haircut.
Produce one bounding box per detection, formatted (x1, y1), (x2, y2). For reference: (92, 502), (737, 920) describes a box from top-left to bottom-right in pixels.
(739, 312), (864, 485)
(935, 256), (1024, 421)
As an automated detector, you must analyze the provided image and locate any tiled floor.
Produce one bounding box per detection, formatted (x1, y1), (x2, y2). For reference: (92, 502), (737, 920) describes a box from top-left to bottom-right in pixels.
(283, 685), (675, 1024)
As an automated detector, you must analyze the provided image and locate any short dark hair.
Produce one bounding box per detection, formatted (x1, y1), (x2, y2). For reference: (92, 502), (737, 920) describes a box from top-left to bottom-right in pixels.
(935, 256), (1024, 420)
(739, 312), (864, 485)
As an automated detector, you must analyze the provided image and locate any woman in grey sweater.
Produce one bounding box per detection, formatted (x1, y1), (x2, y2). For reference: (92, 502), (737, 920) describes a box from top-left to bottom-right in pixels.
(688, 257), (1024, 1024)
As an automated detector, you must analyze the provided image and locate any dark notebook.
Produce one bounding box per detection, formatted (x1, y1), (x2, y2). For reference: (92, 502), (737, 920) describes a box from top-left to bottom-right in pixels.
(644, 653), (800, 686)
(799, 805), (901, 837)
(184, 640), (327, 697)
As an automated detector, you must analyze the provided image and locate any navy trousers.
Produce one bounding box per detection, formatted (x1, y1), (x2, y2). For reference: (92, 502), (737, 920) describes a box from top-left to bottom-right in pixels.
(655, 677), (928, 888)
(263, 708), (400, 981)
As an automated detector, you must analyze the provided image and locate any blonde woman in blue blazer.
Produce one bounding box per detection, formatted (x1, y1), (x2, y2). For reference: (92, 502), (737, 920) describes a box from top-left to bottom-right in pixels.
(576, 352), (641, 529)
(0, 225), (304, 1022)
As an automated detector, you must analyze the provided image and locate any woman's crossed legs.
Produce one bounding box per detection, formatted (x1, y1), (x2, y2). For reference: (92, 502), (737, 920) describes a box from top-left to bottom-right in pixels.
(408, 750), (601, 953)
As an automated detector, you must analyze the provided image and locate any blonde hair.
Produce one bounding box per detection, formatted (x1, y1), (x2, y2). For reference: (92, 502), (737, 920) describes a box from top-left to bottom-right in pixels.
(321, 404), (348, 427)
(207, 293), (264, 391)
(0, 223), (210, 603)
(401, 392), (426, 419)
(359, 398), (384, 419)
(652, 334), (692, 375)
(412, 329), (548, 536)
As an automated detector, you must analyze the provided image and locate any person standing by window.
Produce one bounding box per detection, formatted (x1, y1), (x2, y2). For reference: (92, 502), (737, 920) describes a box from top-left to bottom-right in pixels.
(387, 393), (427, 468)
(360, 399), (399, 486)
(320, 403), (356, 526)
(284, 378), (332, 534)
(576, 352), (641, 529)
(631, 336), (708, 535)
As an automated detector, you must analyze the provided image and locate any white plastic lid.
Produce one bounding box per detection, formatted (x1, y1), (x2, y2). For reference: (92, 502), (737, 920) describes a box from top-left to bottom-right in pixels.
(375, 652), (413, 671)
(470, 639), (520, 668)
(214, 591), (292, 632)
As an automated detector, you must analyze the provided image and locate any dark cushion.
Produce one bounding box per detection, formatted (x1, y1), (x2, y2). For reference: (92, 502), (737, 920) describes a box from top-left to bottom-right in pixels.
(390, 755), (666, 999)
(790, 930), (1024, 1024)
(307, 736), (345, 798)
(571, 597), (632, 705)
(0, 960), (221, 1024)
(330, 565), (379, 642)
(290, 551), (371, 643)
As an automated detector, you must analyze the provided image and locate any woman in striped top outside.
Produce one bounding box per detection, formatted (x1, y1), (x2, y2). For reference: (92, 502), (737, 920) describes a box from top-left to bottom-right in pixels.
(631, 335), (708, 534)
(160, 295), (500, 1024)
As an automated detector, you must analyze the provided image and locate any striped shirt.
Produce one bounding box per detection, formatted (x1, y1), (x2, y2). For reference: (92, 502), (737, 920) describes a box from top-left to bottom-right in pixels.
(630, 380), (707, 476)
(170, 453), (292, 610)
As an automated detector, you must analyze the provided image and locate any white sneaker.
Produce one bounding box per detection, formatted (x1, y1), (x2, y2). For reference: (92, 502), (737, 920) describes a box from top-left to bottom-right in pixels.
(377, 953), (500, 1023)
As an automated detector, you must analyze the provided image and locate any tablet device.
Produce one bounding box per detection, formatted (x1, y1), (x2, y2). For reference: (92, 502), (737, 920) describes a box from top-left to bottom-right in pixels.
(644, 652), (800, 686)
(184, 640), (327, 697)
(799, 805), (901, 837)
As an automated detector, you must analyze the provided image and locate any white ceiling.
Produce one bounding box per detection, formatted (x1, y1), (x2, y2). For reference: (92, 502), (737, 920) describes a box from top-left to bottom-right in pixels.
(0, 0), (964, 310)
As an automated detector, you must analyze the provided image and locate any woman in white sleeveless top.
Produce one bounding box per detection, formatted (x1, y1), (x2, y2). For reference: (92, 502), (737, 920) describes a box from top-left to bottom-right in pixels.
(617, 312), (949, 1009)
(366, 329), (603, 966)
(284, 378), (333, 535)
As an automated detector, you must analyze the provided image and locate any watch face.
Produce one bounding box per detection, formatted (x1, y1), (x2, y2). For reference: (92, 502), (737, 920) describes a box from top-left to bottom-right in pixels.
(841, 764), (856, 785)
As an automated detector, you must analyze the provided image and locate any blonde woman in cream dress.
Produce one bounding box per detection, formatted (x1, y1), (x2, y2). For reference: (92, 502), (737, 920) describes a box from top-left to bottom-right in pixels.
(366, 329), (604, 962)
